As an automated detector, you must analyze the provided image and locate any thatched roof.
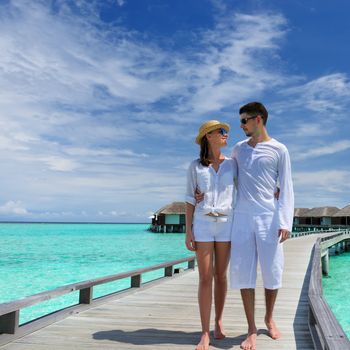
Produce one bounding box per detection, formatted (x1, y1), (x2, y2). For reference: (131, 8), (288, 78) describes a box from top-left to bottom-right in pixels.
(155, 202), (186, 215)
(332, 204), (350, 217)
(306, 206), (340, 217)
(294, 208), (310, 217)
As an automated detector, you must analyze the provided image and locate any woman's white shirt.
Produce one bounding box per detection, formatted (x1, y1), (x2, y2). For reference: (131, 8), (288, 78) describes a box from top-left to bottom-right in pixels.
(186, 158), (237, 217)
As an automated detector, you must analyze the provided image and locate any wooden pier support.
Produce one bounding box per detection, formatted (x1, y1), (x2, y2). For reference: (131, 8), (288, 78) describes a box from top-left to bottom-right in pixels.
(334, 243), (340, 255)
(321, 250), (329, 276)
(345, 240), (350, 251)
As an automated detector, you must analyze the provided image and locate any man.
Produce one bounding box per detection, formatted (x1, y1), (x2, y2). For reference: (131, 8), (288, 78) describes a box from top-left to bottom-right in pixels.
(231, 102), (294, 350)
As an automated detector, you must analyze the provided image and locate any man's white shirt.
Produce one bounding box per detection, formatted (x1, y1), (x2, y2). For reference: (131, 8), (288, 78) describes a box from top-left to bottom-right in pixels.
(232, 138), (294, 232)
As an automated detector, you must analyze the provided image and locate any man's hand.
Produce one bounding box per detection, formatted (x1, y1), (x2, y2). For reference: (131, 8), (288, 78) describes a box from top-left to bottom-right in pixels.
(278, 229), (289, 243)
(185, 231), (196, 251)
(195, 187), (204, 203)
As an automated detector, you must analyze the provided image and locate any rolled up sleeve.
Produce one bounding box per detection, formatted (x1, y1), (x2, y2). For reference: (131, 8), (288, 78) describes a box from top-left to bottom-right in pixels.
(186, 161), (197, 206)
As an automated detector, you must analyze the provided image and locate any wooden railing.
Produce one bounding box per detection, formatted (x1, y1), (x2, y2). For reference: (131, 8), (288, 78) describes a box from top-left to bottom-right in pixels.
(0, 256), (195, 345)
(290, 229), (344, 239)
(308, 231), (350, 349)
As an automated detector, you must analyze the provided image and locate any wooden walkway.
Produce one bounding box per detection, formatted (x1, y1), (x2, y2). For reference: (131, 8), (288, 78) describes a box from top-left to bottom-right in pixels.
(1, 235), (318, 350)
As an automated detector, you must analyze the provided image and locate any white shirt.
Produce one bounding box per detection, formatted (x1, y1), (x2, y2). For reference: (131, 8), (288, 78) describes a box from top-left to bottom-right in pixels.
(232, 138), (294, 231)
(186, 158), (237, 217)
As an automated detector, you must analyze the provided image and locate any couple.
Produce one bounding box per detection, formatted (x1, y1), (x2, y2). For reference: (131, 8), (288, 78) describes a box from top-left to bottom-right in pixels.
(185, 102), (294, 350)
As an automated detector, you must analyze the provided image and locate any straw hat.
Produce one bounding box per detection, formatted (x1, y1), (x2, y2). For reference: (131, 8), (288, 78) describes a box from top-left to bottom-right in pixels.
(195, 120), (230, 144)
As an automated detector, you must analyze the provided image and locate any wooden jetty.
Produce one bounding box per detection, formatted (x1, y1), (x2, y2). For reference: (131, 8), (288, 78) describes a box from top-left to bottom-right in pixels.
(1, 232), (350, 349)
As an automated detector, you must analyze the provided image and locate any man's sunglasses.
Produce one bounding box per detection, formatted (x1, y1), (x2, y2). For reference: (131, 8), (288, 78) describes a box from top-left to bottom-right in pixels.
(240, 115), (258, 125)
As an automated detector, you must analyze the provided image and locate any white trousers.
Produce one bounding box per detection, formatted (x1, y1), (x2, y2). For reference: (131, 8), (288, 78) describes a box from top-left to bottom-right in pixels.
(230, 211), (284, 290)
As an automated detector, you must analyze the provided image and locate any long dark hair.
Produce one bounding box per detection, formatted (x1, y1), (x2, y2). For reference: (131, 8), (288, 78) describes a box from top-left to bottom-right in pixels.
(200, 136), (211, 166)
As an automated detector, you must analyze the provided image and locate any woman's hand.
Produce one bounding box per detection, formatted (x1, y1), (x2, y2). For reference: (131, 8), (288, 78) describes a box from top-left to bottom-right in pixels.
(274, 187), (280, 200)
(185, 230), (196, 251)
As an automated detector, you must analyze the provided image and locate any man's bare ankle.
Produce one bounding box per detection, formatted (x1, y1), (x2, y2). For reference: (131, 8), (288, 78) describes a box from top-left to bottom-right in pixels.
(265, 316), (272, 322)
(247, 326), (257, 334)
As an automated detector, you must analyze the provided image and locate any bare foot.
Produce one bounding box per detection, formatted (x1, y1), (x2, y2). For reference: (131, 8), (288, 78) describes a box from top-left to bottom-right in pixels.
(265, 318), (281, 340)
(214, 320), (226, 339)
(240, 329), (257, 350)
(196, 332), (210, 350)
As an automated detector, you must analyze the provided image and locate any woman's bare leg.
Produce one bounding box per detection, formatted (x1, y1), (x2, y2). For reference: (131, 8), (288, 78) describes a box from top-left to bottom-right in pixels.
(195, 242), (214, 349)
(213, 241), (231, 339)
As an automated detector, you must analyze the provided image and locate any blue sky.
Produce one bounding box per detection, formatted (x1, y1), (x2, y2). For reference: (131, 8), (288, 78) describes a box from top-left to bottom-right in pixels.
(0, 0), (349, 223)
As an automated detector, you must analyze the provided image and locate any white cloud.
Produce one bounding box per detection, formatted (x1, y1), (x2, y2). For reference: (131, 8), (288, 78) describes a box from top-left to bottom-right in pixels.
(288, 123), (336, 138)
(0, 201), (29, 215)
(181, 13), (288, 114)
(293, 140), (350, 160)
(293, 170), (350, 208)
(294, 170), (350, 193)
(41, 156), (80, 172)
(110, 210), (127, 216)
(282, 73), (350, 115)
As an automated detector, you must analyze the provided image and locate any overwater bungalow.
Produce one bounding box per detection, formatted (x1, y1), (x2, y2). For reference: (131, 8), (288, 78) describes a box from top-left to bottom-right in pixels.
(150, 201), (186, 233)
(293, 208), (310, 225)
(305, 206), (340, 226)
(151, 203), (350, 233)
(332, 204), (350, 226)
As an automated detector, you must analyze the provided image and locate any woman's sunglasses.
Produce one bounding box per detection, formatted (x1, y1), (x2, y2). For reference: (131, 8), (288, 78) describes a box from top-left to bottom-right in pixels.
(218, 128), (228, 136)
(240, 115), (258, 125)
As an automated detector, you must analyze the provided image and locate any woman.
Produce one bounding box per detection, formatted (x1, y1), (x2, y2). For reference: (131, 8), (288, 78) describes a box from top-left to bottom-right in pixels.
(185, 120), (237, 350)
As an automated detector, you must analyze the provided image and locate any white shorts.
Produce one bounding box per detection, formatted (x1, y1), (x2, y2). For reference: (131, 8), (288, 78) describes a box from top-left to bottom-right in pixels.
(230, 212), (284, 290)
(193, 216), (232, 242)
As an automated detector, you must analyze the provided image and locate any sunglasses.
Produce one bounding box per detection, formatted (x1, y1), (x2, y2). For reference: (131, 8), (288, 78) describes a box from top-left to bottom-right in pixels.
(218, 128), (228, 136)
(240, 115), (258, 125)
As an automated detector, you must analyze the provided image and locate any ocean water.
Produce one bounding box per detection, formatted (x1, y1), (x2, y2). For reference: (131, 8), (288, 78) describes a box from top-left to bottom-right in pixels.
(0, 223), (192, 324)
(323, 251), (350, 339)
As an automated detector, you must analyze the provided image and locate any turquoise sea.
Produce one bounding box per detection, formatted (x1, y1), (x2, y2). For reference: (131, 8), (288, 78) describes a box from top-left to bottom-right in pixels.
(323, 251), (350, 339)
(0, 223), (192, 325)
(2, 223), (349, 338)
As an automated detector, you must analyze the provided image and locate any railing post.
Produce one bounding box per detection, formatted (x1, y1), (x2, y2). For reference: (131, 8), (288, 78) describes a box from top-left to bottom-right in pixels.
(79, 287), (93, 304)
(0, 310), (19, 334)
(131, 274), (141, 288)
(188, 259), (195, 269)
(164, 266), (173, 277)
